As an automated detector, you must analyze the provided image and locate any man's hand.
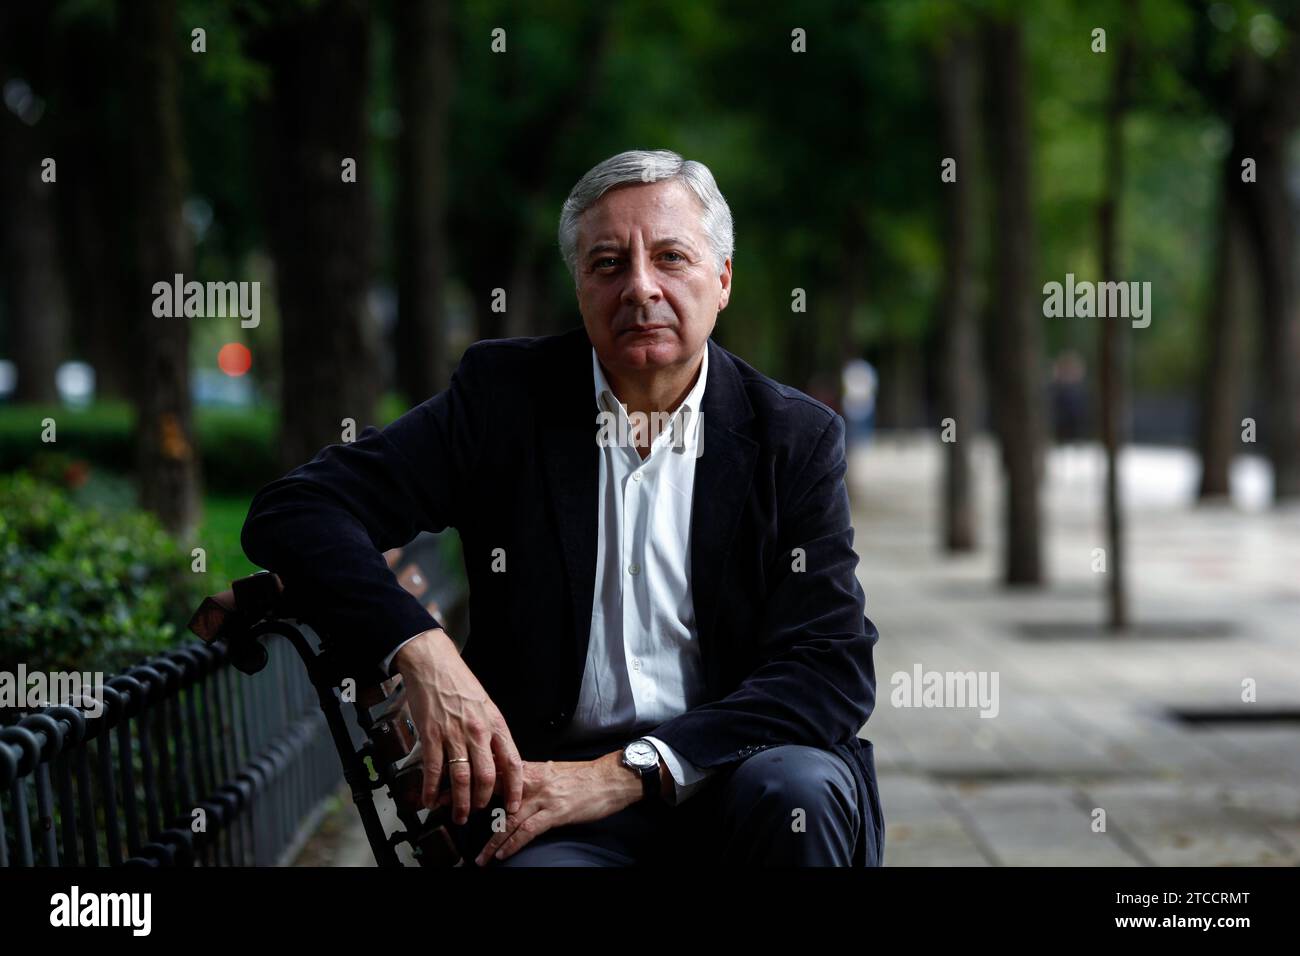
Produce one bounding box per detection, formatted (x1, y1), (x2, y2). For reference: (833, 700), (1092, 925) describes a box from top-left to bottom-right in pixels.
(394, 627), (524, 825)
(471, 751), (644, 866)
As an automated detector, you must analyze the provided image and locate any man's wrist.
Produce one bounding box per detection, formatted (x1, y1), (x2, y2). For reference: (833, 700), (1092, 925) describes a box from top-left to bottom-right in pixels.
(604, 751), (646, 804)
(392, 626), (454, 673)
(606, 748), (670, 804)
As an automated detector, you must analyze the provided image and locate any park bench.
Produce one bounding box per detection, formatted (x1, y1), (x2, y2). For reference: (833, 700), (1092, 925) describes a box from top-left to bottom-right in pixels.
(187, 552), (464, 867)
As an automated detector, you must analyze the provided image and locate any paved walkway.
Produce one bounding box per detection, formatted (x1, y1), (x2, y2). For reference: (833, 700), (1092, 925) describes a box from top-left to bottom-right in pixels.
(852, 434), (1300, 866)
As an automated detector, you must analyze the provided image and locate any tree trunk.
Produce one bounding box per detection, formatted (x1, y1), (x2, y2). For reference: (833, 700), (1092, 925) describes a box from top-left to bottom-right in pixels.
(119, 0), (200, 535)
(0, 2), (68, 404)
(1196, 153), (1252, 499)
(935, 30), (979, 552)
(256, 0), (378, 470)
(1229, 23), (1300, 501)
(1240, 123), (1300, 500)
(53, 12), (133, 401)
(1097, 38), (1134, 630)
(395, 0), (453, 404)
(983, 18), (1045, 585)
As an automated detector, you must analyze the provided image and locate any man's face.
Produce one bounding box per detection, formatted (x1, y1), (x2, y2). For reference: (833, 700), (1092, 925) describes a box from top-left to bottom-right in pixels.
(574, 179), (731, 376)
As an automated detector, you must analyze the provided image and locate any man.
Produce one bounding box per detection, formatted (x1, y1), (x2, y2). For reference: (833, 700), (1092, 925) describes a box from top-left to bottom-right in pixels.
(241, 149), (884, 866)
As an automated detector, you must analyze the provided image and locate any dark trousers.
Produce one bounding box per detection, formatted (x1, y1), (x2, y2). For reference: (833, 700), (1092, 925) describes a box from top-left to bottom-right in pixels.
(445, 737), (862, 866)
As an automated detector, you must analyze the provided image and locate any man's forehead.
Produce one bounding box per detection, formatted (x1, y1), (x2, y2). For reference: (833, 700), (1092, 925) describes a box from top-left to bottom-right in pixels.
(578, 181), (704, 247)
(577, 193), (702, 252)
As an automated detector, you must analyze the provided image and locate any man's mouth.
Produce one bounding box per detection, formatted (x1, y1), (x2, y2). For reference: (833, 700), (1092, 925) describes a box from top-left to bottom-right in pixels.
(619, 325), (669, 336)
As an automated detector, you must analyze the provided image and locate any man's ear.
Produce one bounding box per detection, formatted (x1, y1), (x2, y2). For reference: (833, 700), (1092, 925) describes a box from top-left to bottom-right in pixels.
(717, 257), (733, 311)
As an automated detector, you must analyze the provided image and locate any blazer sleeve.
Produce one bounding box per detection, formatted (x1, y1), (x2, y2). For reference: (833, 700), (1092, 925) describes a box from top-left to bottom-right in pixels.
(646, 411), (878, 770)
(240, 344), (489, 667)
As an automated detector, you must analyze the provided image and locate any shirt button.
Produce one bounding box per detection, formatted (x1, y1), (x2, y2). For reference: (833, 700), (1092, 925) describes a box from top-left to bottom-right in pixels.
(628, 563), (640, 575)
(632, 472), (643, 482)
(631, 658), (641, 671)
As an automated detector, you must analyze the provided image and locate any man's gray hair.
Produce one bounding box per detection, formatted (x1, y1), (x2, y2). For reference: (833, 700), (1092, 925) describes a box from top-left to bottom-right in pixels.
(557, 149), (734, 283)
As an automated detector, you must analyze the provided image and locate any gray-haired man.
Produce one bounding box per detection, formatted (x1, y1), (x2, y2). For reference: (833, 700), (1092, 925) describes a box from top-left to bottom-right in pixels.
(242, 149), (884, 866)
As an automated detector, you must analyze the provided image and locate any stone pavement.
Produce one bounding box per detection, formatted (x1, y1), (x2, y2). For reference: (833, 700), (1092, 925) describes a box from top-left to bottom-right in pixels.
(851, 434), (1300, 866)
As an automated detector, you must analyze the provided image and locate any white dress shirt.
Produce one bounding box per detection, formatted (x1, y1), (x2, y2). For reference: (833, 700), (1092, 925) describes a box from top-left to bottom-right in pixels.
(555, 345), (714, 805)
(383, 343), (716, 805)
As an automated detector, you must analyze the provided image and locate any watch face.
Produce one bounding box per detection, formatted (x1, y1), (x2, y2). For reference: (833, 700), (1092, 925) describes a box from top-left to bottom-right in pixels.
(625, 740), (657, 769)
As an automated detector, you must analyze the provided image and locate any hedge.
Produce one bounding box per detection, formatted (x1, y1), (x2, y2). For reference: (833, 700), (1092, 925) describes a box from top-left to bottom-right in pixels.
(0, 473), (206, 675)
(0, 396), (410, 495)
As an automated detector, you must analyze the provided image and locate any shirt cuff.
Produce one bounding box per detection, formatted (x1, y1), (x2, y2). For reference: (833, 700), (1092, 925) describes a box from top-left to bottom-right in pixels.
(644, 735), (715, 806)
(381, 628), (434, 676)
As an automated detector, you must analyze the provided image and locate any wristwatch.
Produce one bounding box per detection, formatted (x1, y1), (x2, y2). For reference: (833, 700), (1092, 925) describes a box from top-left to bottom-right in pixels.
(621, 738), (662, 802)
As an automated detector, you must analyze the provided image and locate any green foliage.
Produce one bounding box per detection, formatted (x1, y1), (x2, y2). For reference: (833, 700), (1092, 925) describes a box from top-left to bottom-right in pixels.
(0, 394), (414, 499)
(0, 403), (278, 494)
(196, 405), (281, 495)
(0, 473), (205, 674)
(0, 403), (134, 474)
(25, 0), (1297, 436)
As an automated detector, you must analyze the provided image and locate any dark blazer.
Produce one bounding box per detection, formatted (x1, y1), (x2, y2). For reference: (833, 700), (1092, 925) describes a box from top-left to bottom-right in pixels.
(241, 327), (885, 866)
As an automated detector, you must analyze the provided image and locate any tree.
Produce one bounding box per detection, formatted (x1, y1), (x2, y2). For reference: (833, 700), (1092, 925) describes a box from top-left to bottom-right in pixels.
(50, 8), (133, 401)
(119, 0), (201, 535)
(395, 0), (454, 404)
(935, 27), (981, 552)
(1235, 27), (1300, 501)
(1097, 34), (1135, 628)
(0, 1), (68, 404)
(253, 0), (378, 470)
(1196, 58), (1255, 500)
(983, 15), (1046, 585)
(1188, 6), (1300, 503)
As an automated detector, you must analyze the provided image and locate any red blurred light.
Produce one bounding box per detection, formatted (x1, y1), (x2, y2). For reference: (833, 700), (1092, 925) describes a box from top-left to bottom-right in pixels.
(218, 342), (252, 377)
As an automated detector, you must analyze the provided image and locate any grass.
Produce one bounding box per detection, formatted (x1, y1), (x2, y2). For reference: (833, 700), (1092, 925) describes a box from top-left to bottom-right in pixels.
(199, 493), (259, 586)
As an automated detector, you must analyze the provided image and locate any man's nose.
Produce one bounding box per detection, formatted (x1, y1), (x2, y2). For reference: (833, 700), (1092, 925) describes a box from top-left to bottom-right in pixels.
(621, 255), (661, 308)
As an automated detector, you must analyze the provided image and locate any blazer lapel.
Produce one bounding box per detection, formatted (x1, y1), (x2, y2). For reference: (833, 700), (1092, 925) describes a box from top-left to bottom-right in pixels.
(538, 330), (600, 688)
(690, 337), (758, 692)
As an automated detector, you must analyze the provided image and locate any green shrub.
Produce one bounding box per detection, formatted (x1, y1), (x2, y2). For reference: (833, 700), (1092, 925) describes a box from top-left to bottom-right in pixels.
(195, 406), (280, 494)
(0, 397), (408, 495)
(0, 403), (135, 474)
(0, 402), (277, 494)
(0, 473), (205, 674)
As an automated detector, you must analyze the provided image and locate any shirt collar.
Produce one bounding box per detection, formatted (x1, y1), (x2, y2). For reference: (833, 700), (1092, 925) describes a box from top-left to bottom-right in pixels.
(592, 341), (709, 449)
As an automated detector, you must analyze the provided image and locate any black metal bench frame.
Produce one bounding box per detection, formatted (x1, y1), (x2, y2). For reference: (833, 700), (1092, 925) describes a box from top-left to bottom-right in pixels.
(188, 570), (460, 867)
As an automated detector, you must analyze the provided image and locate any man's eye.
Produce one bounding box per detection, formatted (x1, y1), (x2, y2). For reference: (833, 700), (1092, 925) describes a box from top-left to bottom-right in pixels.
(595, 258), (619, 269)
(661, 252), (684, 262)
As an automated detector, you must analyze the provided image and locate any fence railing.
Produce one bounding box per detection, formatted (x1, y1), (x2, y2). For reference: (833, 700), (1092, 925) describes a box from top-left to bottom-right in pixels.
(1, 630), (343, 867)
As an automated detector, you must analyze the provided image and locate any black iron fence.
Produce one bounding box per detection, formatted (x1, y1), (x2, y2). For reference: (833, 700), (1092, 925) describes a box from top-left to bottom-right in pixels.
(1, 631), (344, 867)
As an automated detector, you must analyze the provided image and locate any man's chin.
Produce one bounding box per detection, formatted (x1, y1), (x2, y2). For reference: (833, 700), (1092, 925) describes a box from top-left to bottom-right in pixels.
(608, 342), (683, 369)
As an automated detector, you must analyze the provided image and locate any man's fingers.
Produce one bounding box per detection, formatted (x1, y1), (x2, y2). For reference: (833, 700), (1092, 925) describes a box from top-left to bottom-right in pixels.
(421, 728), (444, 810)
(474, 806), (527, 865)
(491, 730), (524, 814)
(446, 733), (474, 825)
(475, 808), (549, 866)
(467, 728), (497, 812)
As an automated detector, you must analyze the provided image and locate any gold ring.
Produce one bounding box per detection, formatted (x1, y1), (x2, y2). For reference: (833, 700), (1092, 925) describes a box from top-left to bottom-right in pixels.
(447, 757), (470, 764)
